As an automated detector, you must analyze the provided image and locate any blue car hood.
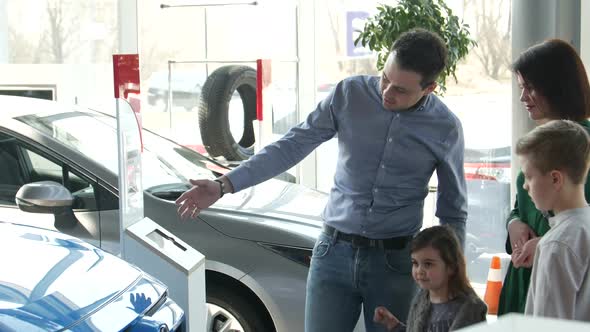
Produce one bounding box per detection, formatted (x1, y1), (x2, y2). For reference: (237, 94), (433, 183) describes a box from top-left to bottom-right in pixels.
(0, 222), (167, 331)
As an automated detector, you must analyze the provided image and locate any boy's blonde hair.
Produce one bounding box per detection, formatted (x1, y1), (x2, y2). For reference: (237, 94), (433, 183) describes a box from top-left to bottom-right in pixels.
(516, 120), (590, 184)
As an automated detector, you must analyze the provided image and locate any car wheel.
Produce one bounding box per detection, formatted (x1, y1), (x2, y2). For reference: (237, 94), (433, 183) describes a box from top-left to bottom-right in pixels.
(207, 282), (270, 332)
(198, 65), (257, 161)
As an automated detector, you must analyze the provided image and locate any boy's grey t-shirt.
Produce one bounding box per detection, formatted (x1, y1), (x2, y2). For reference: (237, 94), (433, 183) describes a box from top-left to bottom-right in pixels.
(525, 206), (590, 320)
(395, 298), (462, 332)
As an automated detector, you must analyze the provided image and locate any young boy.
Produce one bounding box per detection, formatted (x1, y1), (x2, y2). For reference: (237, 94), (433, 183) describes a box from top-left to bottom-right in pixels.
(516, 119), (590, 321)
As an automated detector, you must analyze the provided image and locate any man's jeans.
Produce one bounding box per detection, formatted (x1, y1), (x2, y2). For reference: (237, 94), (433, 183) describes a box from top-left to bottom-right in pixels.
(305, 231), (417, 332)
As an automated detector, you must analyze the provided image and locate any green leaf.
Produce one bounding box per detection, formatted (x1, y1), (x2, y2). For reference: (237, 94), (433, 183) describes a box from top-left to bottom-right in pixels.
(356, 0), (475, 96)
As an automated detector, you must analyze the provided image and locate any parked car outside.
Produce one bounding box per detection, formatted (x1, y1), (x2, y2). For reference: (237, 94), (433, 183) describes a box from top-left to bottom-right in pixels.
(463, 146), (511, 262)
(146, 70), (207, 112)
(0, 220), (185, 331)
(0, 95), (327, 332)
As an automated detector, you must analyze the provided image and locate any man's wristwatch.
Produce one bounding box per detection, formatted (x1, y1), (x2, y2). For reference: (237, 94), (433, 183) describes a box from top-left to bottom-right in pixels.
(214, 179), (225, 198)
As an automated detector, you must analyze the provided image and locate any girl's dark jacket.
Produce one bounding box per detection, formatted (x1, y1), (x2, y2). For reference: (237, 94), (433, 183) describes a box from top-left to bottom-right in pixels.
(405, 289), (487, 332)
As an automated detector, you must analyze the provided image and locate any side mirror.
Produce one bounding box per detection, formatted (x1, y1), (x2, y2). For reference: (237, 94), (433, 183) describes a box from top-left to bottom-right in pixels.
(15, 181), (74, 214)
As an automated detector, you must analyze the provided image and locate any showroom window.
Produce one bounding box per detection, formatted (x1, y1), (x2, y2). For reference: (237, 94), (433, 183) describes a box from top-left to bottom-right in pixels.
(138, 0), (299, 166)
(1, 0), (119, 107)
(312, 0), (512, 292)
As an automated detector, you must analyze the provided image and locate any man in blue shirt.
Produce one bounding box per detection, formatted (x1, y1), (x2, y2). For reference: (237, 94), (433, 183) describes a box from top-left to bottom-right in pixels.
(177, 28), (467, 332)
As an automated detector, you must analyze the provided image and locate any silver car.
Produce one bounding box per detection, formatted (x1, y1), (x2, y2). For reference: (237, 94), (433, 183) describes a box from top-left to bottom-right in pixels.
(0, 95), (327, 332)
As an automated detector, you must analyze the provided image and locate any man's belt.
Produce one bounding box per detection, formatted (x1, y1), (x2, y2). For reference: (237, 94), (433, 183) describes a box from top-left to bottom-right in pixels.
(323, 224), (412, 250)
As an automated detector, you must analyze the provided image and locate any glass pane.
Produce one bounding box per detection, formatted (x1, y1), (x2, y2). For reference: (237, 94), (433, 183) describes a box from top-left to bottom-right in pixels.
(4, 0), (119, 108)
(313, 0), (513, 295)
(444, 0), (513, 294)
(314, 0), (380, 192)
(26, 149), (62, 177)
(0, 133), (24, 205)
(139, 0), (299, 171)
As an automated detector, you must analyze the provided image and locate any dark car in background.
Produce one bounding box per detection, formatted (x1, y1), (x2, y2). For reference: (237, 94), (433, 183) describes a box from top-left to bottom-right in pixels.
(146, 70), (207, 112)
(464, 146), (511, 261)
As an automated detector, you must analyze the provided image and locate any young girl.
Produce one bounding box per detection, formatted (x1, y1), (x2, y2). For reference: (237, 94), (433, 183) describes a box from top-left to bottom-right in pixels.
(374, 226), (487, 332)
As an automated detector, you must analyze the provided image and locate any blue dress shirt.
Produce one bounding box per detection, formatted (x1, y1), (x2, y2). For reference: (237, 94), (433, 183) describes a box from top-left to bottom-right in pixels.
(226, 75), (467, 242)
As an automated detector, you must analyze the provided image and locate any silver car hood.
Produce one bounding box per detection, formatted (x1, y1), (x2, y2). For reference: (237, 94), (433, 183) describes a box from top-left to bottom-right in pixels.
(201, 178), (328, 248)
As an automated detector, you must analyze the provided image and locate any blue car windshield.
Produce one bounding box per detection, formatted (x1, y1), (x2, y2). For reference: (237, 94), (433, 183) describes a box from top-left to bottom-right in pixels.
(16, 108), (216, 189)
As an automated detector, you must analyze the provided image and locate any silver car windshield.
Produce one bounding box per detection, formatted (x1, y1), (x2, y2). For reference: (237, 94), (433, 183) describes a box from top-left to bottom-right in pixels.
(16, 109), (216, 189)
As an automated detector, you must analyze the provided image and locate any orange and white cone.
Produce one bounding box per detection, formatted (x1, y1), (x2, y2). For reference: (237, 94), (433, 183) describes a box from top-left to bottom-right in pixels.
(483, 256), (502, 314)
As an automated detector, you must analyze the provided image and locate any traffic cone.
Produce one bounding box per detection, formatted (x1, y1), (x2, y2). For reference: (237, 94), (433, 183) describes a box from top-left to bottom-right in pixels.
(483, 256), (502, 314)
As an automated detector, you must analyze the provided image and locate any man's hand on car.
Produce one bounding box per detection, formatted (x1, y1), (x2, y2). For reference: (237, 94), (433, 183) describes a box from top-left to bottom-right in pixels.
(175, 179), (222, 219)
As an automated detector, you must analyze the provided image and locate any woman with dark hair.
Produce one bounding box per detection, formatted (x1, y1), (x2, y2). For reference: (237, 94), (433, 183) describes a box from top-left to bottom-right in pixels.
(498, 38), (590, 315)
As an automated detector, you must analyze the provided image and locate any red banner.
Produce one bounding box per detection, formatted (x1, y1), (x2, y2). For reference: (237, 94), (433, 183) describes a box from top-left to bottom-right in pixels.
(256, 59), (272, 121)
(113, 54), (143, 150)
(113, 54), (140, 103)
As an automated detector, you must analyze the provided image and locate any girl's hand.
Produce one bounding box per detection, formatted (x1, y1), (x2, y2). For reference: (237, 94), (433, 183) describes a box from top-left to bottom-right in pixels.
(512, 236), (540, 268)
(508, 219), (535, 252)
(374, 306), (400, 331)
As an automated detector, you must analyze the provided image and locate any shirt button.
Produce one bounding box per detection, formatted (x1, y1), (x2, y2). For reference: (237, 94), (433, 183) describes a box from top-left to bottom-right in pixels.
(381, 164), (385, 169)
(374, 188), (378, 193)
(369, 208), (373, 213)
(388, 138), (393, 143)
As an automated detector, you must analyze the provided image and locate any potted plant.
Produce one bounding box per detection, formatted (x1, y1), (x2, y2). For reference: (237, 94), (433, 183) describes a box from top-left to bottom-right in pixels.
(355, 0), (476, 93)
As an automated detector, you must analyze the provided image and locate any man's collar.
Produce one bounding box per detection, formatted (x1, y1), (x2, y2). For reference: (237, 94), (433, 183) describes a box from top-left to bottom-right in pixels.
(404, 94), (430, 112)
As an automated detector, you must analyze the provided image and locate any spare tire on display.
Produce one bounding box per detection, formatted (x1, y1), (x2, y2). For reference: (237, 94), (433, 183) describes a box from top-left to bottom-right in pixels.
(198, 65), (257, 161)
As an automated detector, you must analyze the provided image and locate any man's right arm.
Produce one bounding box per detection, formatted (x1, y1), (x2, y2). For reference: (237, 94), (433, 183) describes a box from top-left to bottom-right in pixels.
(176, 81), (345, 217)
(225, 87), (340, 193)
(217, 175), (234, 195)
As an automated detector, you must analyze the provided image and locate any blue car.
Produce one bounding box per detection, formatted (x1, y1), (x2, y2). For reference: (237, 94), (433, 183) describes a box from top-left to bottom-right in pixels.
(0, 221), (185, 331)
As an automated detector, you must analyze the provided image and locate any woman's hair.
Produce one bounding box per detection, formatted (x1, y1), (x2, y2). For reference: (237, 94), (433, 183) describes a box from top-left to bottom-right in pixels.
(513, 39), (590, 121)
(411, 225), (472, 297)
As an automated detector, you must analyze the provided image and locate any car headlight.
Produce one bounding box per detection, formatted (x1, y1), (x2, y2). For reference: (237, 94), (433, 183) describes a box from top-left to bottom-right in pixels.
(257, 243), (312, 267)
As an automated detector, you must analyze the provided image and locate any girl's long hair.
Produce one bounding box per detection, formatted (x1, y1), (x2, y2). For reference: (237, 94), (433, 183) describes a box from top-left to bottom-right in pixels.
(411, 225), (473, 298)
